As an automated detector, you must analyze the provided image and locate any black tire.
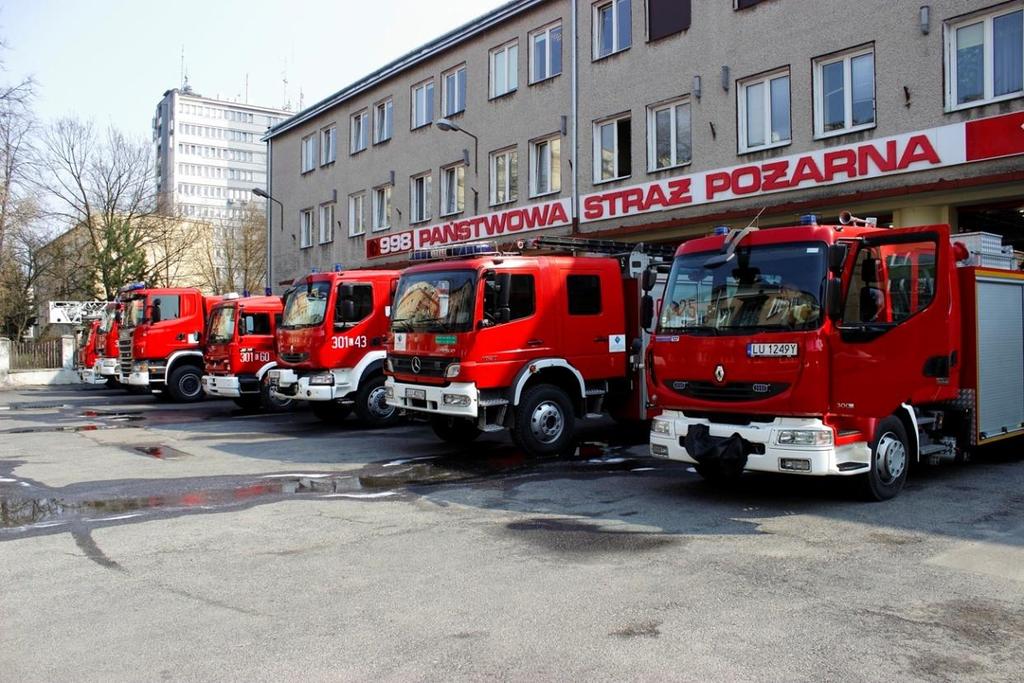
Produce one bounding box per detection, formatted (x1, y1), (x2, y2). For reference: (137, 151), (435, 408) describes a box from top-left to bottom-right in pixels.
(354, 375), (399, 427)
(859, 416), (910, 501)
(259, 373), (293, 413)
(511, 384), (575, 457)
(104, 377), (120, 389)
(166, 365), (204, 403)
(430, 416), (481, 444)
(233, 395), (261, 411)
(311, 400), (351, 424)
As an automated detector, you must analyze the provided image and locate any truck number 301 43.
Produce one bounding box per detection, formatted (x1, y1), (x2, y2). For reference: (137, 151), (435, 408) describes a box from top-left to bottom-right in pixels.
(332, 335), (368, 350)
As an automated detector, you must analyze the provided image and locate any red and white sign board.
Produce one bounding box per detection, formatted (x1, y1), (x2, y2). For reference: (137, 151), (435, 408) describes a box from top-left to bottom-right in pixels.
(366, 197), (573, 259)
(579, 111), (1024, 224)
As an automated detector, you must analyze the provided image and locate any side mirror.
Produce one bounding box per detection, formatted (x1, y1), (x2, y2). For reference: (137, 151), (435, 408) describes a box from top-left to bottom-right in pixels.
(496, 272), (512, 308)
(641, 294), (655, 330)
(496, 307), (511, 324)
(274, 313), (283, 328)
(829, 243), (849, 275)
(339, 299), (356, 323)
(827, 277), (844, 322)
(642, 267), (658, 293)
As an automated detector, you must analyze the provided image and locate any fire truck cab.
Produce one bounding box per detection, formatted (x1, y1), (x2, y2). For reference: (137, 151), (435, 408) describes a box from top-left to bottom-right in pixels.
(118, 284), (221, 402)
(77, 319), (102, 384)
(649, 216), (1024, 500)
(201, 294), (290, 411)
(268, 269), (400, 426)
(385, 239), (669, 456)
(78, 303), (120, 385)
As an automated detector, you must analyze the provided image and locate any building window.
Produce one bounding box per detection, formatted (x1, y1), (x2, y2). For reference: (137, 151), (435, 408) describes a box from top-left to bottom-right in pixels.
(319, 203), (335, 244)
(372, 185), (392, 231)
(489, 148), (518, 205)
(814, 46), (875, 138)
(648, 0), (690, 41)
(374, 98), (393, 143)
(411, 80), (435, 129)
(567, 275), (602, 315)
(738, 69), (791, 153)
(647, 98), (691, 171)
(301, 135), (316, 173)
(350, 110), (368, 154)
(300, 209), (313, 247)
(320, 126), (337, 165)
(594, 0), (631, 59)
(442, 65), (467, 117)
(410, 172), (432, 223)
(348, 193), (366, 237)
(530, 22), (562, 83)
(594, 114), (631, 182)
(490, 41), (519, 98)
(529, 136), (561, 197)
(945, 6), (1023, 110)
(441, 164), (466, 216)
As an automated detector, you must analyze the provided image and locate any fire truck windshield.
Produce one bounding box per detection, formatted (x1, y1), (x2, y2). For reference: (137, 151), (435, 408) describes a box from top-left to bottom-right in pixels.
(207, 306), (236, 344)
(659, 241), (827, 334)
(123, 298), (146, 329)
(98, 306), (116, 334)
(281, 281), (332, 329)
(392, 270), (476, 333)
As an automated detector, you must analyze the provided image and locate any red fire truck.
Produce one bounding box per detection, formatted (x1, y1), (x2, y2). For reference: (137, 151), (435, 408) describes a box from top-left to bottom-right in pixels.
(268, 269), (401, 426)
(384, 239), (670, 455)
(78, 303), (121, 385)
(118, 283), (221, 402)
(77, 319), (102, 383)
(648, 216), (1024, 500)
(201, 294), (291, 411)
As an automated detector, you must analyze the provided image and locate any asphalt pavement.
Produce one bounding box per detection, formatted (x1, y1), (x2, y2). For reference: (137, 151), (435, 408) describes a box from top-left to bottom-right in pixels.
(1, 384), (1022, 682)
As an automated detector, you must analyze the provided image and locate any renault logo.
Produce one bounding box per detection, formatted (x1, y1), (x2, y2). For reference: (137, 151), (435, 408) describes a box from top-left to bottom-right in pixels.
(411, 356), (422, 374)
(714, 364), (726, 383)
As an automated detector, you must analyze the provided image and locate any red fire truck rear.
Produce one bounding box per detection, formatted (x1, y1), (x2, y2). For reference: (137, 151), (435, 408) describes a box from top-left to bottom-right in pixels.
(648, 215), (1024, 500)
(268, 269), (401, 426)
(118, 283), (221, 402)
(384, 239), (670, 455)
(78, 302), (121, 385)
(201, 294), (290, 411)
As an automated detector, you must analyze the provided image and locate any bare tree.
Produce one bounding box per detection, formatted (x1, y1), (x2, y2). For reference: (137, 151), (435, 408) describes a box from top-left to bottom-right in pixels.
(0, 63), (35, 287)
(197, 204), (267, 294)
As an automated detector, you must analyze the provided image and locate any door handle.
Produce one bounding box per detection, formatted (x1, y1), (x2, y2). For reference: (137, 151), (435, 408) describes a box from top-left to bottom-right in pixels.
(593, 336), (608, 342)
(527, 339), (544, 347)
(176, 333), (185, 341)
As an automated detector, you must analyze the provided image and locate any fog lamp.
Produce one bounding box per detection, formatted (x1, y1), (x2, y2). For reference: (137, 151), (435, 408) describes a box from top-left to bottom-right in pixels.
(776, 429), (833, 446)
(443, 393), (471, 407)
(651, 443), (670, 457)
(385, 385), (394, 399)
(133, 361), (149, 373)
(308, 373), (335, 386)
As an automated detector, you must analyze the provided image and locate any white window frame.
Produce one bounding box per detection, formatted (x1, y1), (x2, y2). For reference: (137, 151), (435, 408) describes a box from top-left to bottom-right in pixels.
(737, 68), (792, 154)
(350, 110), (368, 154)
(410, 172), (433, 224)
(411, 79), (435, 129)
(299, 209), (314, 248)
(319, 203), (335, 244)
(490, 40), (519, 99)
(442, 64), (467, 117)
(529, 136), (561, 197)
(372, 185), (393, 231)
(944, 4), (1024, 111)
(489, 147), (518, 206)
(440, 163), (466, 217)
(593, 0), (631, 60)
(530, 21), (563, 84)
(813, 45), (876, 139)
(374, 98), (393, 144)
(320, 126), (337, 165)
(646, 97), (692, 172)
(348, 193), (366, 237)
(300, 134), (316, 173)
(593, 114), (631, 183)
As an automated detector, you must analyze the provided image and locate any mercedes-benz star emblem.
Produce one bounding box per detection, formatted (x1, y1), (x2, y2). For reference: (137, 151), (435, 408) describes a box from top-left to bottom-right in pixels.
(714, 364), (726, 383)
(411, 357), (422, 374)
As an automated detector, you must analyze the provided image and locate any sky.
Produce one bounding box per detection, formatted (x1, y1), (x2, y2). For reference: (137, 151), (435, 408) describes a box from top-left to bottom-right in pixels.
(1, 0), (508, 139)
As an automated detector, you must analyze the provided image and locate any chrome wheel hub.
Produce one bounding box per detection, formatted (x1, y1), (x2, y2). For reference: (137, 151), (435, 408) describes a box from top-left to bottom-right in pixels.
(875, 432), (907, 484)
(367, 386), (395, 419)
(530, 401), (564, 444)
(180, 375), (201, 398)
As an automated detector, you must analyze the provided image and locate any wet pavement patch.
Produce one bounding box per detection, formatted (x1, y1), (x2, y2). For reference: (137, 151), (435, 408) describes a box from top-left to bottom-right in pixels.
(2, 424), (130, 434)
(123, 444), (190, 460)
(504, 517), (679, 554)
(611, 620), (662, 639)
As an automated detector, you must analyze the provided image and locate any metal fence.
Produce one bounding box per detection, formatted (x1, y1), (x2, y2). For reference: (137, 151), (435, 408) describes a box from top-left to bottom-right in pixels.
(10, 339), (64, 370)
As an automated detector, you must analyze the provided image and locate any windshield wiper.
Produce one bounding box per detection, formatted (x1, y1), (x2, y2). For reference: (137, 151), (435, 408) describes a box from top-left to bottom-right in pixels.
(393, 316), (451, 331)
(673, 325), (720, 336)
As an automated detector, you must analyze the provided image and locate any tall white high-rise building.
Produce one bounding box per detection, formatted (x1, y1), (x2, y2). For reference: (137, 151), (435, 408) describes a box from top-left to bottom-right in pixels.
(153, 86), (291, 221)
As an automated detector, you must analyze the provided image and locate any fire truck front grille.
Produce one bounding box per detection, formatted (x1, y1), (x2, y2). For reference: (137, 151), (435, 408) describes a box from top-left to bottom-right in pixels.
(669, 380), (789, 402)
(391, 355), (456, 379)
(118, 338), (133, 376)
(280, 353), (309, 364)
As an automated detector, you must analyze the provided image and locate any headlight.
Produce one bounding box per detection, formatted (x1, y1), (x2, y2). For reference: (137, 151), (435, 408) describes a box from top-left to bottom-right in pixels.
(776, 429), (833, 446)
(651, 418), (673, 436)
(385, 357), (394, 373)
(308, 373), (334, 386)
(443, 393), (471, 407)
(133, 361), (149, 373)
(444, 363), (461, 379)
(385, 386), (394, 399)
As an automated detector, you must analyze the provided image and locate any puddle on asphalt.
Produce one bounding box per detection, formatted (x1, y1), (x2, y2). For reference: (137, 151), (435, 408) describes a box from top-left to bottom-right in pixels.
(0, 402), (74, 411)
(81, 410), (146, 423)
(123, 444), (190, 460)
(2, 424), (130, 434)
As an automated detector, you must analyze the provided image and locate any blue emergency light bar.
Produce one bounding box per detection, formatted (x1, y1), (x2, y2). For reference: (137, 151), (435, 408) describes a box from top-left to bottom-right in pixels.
(333, 263), (344, 272)
(119, 281), (147, 293)
(800, 214), (819, 226)
(411, 242), (498, 262)
(310, 267), (320, 274)
(713, 226), (730, 236)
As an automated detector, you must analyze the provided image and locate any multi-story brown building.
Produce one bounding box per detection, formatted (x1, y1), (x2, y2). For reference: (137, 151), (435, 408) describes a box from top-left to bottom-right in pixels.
(264, 0), (1024, 288)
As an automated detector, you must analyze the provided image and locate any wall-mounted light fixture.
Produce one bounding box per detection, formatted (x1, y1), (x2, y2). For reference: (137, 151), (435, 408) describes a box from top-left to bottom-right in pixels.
(919, 5), (931, 34)
(693, 75), (702, 100)
(721, 66), (730, 92)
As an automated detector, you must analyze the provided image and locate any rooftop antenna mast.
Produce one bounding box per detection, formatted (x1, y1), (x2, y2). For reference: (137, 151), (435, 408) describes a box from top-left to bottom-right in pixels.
(180, 46), (185, 89)
(244, 73), (249, 104)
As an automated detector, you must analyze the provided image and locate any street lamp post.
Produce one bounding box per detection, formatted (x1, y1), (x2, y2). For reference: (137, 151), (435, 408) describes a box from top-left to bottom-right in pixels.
(436, 118), (479, 215)
(252, 187), (283, 295)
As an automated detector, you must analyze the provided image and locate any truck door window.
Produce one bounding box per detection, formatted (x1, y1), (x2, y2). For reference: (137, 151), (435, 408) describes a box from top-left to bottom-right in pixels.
(150, 295), (180, 323)
(336, 284), (373, 327)
(484, 274), (536, 324)
(567, 275), (602, 315)
(241, 313), (271, 336)
(843, 240), (937, 324)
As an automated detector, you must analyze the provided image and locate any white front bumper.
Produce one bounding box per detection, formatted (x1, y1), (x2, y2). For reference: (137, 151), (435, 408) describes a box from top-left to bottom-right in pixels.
(649, 410), (870, 476)
(202, 374), (242, 398)
(385, 378), (479, 418)
(79, 366), (103, 384)
(97, 357), (118, 377)
(268, 367), (358, 402)
(126, 369), (151, 387)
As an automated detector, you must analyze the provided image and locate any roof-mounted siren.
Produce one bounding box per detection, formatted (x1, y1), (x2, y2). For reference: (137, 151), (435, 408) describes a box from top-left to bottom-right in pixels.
(223, 292), (242, 300)
(838, 210), (879, 228)
(119, 281), (147, 293)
